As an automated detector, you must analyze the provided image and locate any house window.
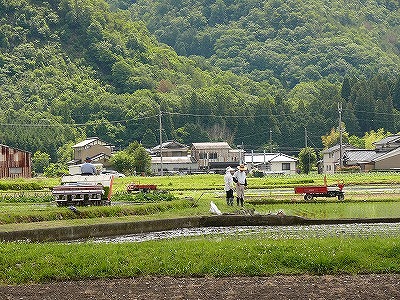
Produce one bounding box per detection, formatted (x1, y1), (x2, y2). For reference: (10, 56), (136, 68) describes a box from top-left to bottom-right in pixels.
(282, 163), (291, 170)
(209, 152), (217, 159)
(199, 152), (206, 159)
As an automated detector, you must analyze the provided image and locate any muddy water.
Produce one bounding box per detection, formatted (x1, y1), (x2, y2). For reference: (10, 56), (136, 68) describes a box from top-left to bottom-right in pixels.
(85, 222), (400, 243)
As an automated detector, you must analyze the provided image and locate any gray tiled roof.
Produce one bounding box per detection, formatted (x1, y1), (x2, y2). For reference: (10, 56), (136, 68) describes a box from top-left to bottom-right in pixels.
(343, 149), (382, 163)
(374, 135), (400, 146)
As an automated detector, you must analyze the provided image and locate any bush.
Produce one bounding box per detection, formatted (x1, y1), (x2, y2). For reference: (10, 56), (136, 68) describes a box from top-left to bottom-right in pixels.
(250, 169), (264, 178)
(337, 166), (361, 173)
(0, 179), (45, 191)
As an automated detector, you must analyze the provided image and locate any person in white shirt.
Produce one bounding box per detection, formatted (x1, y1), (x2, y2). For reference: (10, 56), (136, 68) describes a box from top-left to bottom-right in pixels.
(233, 164), (247, 206)
(80, 157), (97, 175)
(224, 166), (235, 206)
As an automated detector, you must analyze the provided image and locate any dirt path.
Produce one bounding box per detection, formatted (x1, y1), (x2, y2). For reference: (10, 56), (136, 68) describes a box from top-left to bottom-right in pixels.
(1, 274), (400, 300)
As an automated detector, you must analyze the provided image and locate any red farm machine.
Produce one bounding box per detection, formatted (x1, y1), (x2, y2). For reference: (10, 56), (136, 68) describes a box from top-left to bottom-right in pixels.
(294, 177), (344, 201)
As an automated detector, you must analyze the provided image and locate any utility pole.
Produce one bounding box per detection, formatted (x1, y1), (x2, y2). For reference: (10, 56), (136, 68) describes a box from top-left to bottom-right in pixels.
(269, 129), (272, 153)
(304, 127), (307, 148)
(338, 102), (343, 169)
(159, 109), (163, 176)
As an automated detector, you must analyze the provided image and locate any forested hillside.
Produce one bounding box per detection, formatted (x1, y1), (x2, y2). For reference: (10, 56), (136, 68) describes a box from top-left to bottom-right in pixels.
(0, 0), (399, 164)
(126, 0), (400, 88)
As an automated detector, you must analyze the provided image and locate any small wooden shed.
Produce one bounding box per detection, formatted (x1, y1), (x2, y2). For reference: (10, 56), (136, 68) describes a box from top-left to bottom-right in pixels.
(0, 144), (32, 178)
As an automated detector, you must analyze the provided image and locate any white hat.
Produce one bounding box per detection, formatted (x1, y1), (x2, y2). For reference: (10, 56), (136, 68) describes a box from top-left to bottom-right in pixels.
(226, 166), (234, 172)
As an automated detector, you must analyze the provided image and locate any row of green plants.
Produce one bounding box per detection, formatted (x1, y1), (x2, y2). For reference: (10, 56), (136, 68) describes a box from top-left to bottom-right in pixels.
(2, 172), (400, 194)
(0, 200), (193, 225)
(115, 172), (400, 192)
(1, 236), (400, 284)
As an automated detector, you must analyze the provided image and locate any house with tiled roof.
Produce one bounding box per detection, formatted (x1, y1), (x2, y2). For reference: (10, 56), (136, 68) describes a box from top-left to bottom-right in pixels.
(71, 137), (113, 165)
(150, 141), (198, 174)
(190, 142), (241, 171)
(342, 149), (381, 172)
(321, 144), (355, 174)
(322, 135), (400, 173)
(245, 152), (298, 175)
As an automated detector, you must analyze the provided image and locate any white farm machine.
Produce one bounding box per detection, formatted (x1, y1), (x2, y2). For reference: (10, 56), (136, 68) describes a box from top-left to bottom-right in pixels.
(52, 174), (114, 207)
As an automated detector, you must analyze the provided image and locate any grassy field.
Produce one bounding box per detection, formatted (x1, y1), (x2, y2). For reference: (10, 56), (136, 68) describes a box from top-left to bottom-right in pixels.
(1, 173), (400, 284)
(1, 236), (400, 284)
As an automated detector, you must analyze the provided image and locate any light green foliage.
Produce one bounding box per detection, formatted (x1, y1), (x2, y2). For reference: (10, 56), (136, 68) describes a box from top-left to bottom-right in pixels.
(321, 124), (349, 149)
(43, 163), (69, 177)
(363, 129), (392, 149)
(110, 150), (135, 175)
(132, 145), (151, 174)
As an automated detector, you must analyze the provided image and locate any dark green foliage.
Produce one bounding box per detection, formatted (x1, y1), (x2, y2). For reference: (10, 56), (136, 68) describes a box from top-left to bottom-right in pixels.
(129, 0), (400, 87)
(0, 0), (399, 162)
(298, 147), (317, 174)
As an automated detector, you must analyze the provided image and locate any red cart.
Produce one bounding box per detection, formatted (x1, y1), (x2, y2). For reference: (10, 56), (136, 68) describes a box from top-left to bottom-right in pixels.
(294, 182), (344, 201)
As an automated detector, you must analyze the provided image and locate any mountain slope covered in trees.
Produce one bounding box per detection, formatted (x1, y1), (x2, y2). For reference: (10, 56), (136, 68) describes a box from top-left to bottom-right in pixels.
(0, 0), (399, 164)
(126, 0), (400, 88)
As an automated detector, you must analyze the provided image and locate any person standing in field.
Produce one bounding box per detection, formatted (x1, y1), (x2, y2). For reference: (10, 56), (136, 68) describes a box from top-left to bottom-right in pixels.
(233, 164), (247, 206)
(224, 166), (235, 206)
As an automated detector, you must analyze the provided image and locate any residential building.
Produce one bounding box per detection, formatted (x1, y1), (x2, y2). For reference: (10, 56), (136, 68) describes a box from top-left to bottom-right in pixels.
(342, 149), (378, 172)
(150, 141), (197, 174)
(0, 144), (31, 178)
(190, 142), (241, 171)
(151, 141), (189, 157)
(321, 144), (354, 174)
(71, 137), (113, 166)
(151, 156), (198, 174)
(322, 135), (400, 173)
(245, 152), (298, 175)
(373, 147), (400, 170)
(374, 135), (400, 153)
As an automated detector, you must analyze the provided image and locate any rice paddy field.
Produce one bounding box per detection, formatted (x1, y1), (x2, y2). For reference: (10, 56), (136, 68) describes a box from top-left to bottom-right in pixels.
(1, 172), (400, 284)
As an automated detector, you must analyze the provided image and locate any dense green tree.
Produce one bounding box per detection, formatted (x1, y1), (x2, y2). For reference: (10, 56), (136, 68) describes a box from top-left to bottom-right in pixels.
(43, 163), (69, 177)
(32, 151), (51, 174)
(298, 147), (317, 174)
(132, 145), (151, 174)
(141, 129), (158, 148)
(109, 150), (135, 175)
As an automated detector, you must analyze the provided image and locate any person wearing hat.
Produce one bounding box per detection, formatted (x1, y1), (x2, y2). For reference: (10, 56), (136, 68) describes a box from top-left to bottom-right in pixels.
(233, 164), (247, 206)
(224, 166), (235, 206)
(80, 157), (97, 175)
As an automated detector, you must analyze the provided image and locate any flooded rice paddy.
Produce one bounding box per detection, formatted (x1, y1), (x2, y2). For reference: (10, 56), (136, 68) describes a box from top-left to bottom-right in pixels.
(86, 222), (400, 243)
(255, 201), (400, 219)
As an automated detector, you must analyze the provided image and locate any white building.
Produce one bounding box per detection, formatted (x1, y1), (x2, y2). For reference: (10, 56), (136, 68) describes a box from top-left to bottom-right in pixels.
(245, 152), (298, 175)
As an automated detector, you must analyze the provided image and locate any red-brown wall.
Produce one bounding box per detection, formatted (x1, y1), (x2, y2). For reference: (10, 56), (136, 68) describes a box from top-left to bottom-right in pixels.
(0, 145), (32, 178)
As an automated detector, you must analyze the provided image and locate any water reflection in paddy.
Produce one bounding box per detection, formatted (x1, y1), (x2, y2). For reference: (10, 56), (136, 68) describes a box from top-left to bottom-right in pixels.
(87, 222), (400, 243)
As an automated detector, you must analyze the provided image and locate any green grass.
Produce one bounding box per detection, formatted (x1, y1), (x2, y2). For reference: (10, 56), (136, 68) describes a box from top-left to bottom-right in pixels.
(2, 173), (400, 284)
(0, 200), (194, 225)
(113, 172), (400, 192)
(1, 236), (400, 284)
